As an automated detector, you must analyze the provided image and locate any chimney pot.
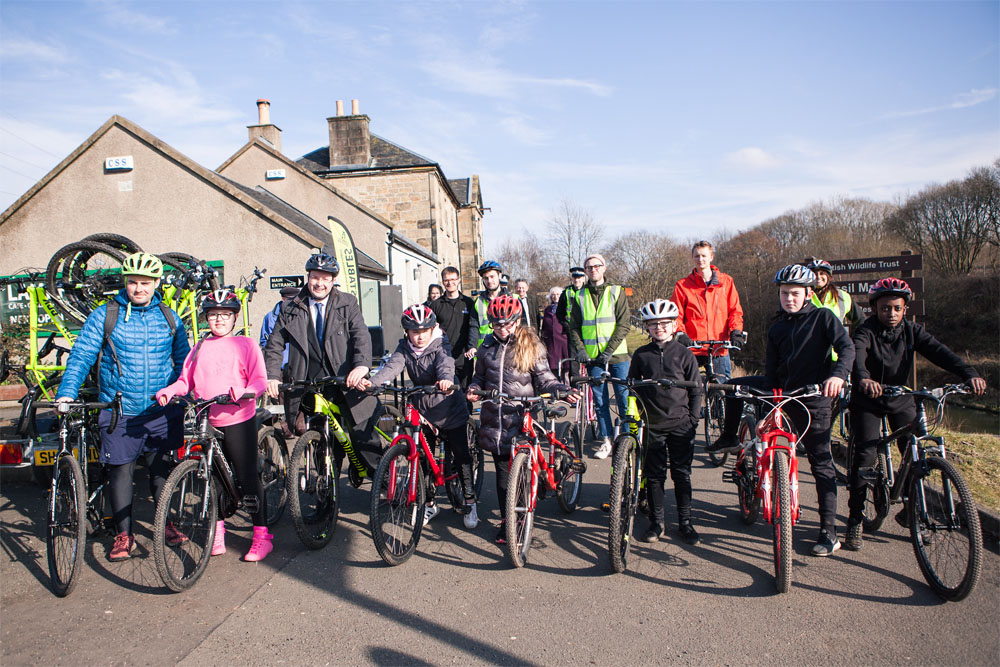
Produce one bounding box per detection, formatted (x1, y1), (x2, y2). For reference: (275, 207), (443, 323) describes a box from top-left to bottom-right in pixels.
(351, 99), (359, 115)
(336, 100), (344, 116)
(256, 99), (271, 125)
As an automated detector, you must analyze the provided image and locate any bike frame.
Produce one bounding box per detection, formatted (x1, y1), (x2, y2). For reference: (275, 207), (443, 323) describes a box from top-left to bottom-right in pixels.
(737, 390), (803, 525)
(509, 401), (579, 514)
(389, 401), (458, 504)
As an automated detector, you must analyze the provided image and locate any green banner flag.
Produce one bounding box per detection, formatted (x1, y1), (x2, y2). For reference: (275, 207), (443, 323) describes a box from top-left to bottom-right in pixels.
(326, 216), (360, 299)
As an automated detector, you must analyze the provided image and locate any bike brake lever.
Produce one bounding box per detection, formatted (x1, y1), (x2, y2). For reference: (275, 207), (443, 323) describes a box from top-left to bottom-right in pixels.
(108, 392), (123, 434)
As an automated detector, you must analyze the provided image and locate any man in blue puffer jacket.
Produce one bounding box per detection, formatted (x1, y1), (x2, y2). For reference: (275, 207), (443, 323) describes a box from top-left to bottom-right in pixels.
(56, 252), (189, 561)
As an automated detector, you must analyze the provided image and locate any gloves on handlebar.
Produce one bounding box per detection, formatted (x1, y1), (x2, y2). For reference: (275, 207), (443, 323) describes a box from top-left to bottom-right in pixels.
(674, 332), (693, 348)
(729, 330), (746, 347)
(595, 352), (612, 367)
(575, 349), (591, 364)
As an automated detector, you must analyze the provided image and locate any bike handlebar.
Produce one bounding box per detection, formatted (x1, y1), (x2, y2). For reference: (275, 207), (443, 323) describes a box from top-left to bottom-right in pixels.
(37, 391), (124, 434)
(689, 339), (742, 352)
(278, 376), (349, 392)
(571, 374), (699, 390)
(881, 383), (971, 401)
(469, 388), (572, 403)
(707, 383), (823, 400)
(372, 384), (454, 397)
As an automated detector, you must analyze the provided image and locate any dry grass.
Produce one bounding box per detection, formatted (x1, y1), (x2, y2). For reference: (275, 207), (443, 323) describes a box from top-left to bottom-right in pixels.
(941, 429), (1000, 514)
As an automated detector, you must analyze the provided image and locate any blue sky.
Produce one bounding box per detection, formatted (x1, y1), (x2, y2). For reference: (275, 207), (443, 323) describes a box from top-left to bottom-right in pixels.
(1, 1), (997, 254)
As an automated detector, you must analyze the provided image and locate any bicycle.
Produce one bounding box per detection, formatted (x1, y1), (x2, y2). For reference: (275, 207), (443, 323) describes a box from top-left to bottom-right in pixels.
(687, 339), (742, 467)
(559, 357), (598, 444)
(471, 388), (586, 568)
(587, 375), (699, 573)
(35, 393), (123, 597)
(368, 384), (482, 566)
(151, 393), (260, 592)
(282, 376), (397, 549)
(719, 383), (822, 593)
(851, 384), (983, 601)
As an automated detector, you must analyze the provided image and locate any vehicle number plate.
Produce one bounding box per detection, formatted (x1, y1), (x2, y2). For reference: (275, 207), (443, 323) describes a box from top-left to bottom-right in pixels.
(33, 447), (100, 466)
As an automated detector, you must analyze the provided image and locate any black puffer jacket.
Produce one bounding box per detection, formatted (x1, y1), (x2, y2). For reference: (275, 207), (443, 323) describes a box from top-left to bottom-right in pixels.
(469, 333), (568, 456)
(368, 333), (468, 430)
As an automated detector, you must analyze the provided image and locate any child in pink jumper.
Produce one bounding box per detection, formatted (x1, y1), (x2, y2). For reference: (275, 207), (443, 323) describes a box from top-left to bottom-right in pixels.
(157, 290), (271, 562)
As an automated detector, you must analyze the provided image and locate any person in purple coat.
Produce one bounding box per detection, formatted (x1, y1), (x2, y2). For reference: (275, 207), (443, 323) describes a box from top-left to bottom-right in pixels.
(540, 287), (569, 379)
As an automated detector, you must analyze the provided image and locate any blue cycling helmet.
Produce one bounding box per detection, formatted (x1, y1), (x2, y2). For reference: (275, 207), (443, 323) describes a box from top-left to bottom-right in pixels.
(477, 260), (502, 275)
(305, 253), (340, 276)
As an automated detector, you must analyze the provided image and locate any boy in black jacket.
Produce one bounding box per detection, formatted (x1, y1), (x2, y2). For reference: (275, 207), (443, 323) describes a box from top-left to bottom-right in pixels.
(708, 264), (854, 556)
(844, 278), (986, 551)
(628, 299), (704, 544)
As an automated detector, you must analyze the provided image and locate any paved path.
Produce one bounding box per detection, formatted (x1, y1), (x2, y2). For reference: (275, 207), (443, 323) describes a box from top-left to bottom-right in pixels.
(2, 436), (998, 666)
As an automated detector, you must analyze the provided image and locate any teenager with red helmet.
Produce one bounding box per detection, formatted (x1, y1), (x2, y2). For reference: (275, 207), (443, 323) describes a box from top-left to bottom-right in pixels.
(157, 289), (272, 561)
(359, 304), (478, 528)
(844, 278), (986, 551)
(465, 294), (577, 543)
(708, 264), (854, 556)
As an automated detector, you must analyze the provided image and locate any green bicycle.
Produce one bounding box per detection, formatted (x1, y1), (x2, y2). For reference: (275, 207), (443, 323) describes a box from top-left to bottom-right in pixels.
(282, 376), (398, 549)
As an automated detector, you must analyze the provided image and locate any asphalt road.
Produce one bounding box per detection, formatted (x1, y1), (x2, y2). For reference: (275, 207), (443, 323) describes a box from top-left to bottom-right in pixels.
(2, 432), (998, 666)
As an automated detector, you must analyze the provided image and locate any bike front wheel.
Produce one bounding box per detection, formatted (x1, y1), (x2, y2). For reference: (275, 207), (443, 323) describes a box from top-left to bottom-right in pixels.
(257, 425), (288, 526)
(608, 435), (638, 573)
(771, 449), (793, 594)
(908, 456), (983, 601)
(862, 449), (889, 533)
(370, 441), (425, 566)
(555, 422), (583, 513)
(153, 459), (217, 592)
(505, 449), (535, 568)
(47, 454), (86, 597)
(704, 391), (728, 467)
(287, 431), (339, 549)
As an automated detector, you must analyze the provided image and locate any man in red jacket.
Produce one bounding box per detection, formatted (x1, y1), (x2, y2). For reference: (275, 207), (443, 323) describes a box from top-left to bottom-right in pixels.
(671, 240), (745, 381)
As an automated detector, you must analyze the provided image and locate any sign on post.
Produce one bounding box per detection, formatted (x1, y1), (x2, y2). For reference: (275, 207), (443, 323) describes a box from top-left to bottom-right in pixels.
(830, 254), (922, 275)
(269, 275), (304, 290)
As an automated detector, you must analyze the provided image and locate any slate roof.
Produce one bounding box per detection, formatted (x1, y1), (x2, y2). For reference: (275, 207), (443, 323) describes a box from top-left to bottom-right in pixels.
(219, 176), (388, 276)
(297, 134), (435, 173)
(448, 178), (469, 205)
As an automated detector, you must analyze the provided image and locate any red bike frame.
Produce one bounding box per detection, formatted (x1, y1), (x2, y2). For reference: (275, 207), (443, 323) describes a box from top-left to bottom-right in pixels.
(747, 389), (802, 524)
(509, 404), (579, 513)
(388, 401), (458, 504)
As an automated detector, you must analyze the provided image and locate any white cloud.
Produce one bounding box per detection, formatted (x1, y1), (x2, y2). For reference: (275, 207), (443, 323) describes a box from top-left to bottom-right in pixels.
(881, 88), (998, 119)
(422, 58), (612, 99)
(88, 0), (176, 35)
(724, 146), (780, 169)
(499, 114), (549, 145)
(100, 68), (242, 126)
(0, 37), (70, 64)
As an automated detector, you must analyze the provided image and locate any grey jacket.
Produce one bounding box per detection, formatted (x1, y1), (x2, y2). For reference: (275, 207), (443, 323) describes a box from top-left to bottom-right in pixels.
(368, 335), (468, 431)
(263, 288), (373, 422)
(469, 333), (568, 456)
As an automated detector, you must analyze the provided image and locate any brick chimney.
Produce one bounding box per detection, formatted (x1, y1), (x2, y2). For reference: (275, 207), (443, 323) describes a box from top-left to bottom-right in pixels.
(248, 98), (282, 152)
(327, 98), (370, 167)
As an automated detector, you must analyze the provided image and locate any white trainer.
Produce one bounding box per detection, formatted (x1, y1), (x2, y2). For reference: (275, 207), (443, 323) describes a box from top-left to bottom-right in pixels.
(594, 438), (613, 460)
(463, 503), (479, 529)
(422, 503), (440, 526)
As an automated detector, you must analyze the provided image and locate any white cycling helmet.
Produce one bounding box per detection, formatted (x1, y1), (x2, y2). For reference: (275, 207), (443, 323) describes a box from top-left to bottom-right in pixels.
(639, 299), (679, 321)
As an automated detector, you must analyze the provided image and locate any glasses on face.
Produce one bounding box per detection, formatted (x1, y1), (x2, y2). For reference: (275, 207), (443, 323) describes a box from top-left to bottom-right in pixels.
(207, 311), (236, 320)
(442, 277), (459, 284)
(491, 320), (518, 331)
(584, 264), (604, 270)
(645, 321), (674, 331)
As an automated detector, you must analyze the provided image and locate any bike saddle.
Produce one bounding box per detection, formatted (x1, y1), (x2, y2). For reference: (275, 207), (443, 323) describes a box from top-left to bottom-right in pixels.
(545, 405), (568, 419)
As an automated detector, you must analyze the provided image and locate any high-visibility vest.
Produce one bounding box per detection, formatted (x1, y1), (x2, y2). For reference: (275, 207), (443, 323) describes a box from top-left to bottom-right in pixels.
(811, 288), (853, 361)
(811, 289), (852, 324)
(579, 284), (628, 358)
(474, 296), (492, 346)
(562, 285), (579, 322)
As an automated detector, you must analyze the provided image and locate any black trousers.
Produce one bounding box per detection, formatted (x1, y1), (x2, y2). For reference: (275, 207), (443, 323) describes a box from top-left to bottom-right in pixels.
(644, 423), (696, 526)
(723, 376), (838, 534)
(492, 451), (511, 518)
(846, 398), (916, 524)
(108, 449), (171, 535)
(220, 416), (266, 527)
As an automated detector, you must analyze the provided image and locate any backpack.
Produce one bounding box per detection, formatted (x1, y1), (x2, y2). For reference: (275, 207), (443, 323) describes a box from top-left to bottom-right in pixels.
(93, 300), (178, 391)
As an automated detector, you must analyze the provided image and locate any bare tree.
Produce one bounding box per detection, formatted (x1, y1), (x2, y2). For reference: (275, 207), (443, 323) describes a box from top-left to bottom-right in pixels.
(885, 164), (1000, 275)
(603, 231), (687, 306)
(494, 229), (559, 291)
(546, 199), (604, 270)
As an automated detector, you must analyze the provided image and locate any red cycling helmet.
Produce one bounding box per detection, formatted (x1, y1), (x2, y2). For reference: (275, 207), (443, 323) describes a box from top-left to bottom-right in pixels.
(486, 294), (522, 325)
(868, 277), (912, 303)
(401, 303), (437, 330)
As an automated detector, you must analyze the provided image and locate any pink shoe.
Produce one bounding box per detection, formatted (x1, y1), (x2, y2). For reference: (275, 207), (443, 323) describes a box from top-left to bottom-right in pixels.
(211, 521), (226, 556)
(244, 526), (273, 562)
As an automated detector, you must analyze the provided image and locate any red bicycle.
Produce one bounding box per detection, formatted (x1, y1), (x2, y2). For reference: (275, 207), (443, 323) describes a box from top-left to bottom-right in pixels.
(472, 389), (586, 568)
(718, 383), (821, 593)
(369, 384), (467, 566)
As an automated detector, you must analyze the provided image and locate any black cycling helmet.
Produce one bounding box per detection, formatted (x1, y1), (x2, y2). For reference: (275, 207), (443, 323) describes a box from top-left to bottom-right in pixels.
(401, 303), (437, 330)
(477, 260), (502, 275)
(201, 289), (241, 315)
(773, 264), (817, 287)
(868, 277), (912, 303)
(305, 253), (340, 276)
(805, 256), (833, 275)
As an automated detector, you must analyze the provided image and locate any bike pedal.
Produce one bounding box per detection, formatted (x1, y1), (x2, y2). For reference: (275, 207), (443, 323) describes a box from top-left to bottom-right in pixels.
(600, 502), (611, 513)
(570, 458), (587, 474)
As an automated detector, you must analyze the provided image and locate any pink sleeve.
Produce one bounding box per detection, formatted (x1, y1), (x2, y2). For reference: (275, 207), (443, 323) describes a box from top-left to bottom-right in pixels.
(236, 339), (269, 398)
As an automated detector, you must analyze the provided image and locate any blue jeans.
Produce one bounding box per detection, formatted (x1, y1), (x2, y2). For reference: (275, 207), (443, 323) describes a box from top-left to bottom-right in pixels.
(699, 354), (732, 382)
(590, 360), (630, 439)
